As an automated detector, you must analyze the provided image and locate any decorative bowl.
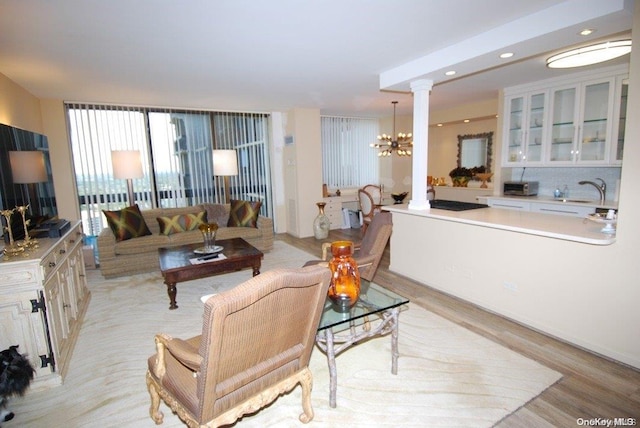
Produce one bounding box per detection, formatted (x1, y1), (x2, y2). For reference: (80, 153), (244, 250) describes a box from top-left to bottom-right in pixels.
(391, 192), (408, 203)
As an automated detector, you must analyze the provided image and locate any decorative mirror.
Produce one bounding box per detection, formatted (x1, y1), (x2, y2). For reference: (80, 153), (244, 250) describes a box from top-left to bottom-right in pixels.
(457, 132), (493, 173)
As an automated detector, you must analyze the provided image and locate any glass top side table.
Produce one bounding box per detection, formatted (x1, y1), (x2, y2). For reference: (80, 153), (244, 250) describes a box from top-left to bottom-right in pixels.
(316, 280), (409, 408)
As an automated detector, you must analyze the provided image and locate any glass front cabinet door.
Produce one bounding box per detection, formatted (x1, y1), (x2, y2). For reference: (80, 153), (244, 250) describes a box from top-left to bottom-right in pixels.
(548, 79), (613, 165)
(611, 77), (628, 165)
(504, 91), (546, 165)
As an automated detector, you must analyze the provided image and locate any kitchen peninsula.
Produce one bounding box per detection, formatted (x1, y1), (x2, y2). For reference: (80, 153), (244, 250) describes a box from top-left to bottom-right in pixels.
(383, 204), (634, 367)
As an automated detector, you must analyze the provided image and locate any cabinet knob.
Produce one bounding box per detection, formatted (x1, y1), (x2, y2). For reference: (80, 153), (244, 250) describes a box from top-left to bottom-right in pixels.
(63, 303), (71, 309)
(59, 249), (66, 254)
(49, 262), (56, 267)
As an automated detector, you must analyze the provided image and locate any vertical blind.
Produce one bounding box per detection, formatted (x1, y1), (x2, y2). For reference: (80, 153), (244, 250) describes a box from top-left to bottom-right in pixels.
(66, 103), (272, 236)
(321, 116), (379, 189)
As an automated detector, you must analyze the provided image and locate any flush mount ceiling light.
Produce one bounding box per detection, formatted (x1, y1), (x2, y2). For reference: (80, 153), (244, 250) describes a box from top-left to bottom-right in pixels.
(370, 101), (412, 157)
(499, 52), (514, 59)
(547, 40), (631, 69)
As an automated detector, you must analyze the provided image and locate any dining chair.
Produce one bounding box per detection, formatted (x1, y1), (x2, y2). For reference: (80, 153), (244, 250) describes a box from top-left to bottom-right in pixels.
(146, 265), (331, 427)
(358, 185), (382, 233)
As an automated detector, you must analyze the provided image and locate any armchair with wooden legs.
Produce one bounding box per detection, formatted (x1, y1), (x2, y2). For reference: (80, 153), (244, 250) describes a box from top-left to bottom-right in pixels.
(317, 211), (392, 282)
(146, 265), (331, 427)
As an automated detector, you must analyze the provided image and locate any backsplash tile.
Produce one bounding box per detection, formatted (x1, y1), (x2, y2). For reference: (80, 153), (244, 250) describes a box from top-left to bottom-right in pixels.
(507, 167), (621, 202)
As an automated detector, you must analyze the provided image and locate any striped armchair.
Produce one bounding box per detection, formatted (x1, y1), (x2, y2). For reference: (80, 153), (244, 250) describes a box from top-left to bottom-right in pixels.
(146, 265), (331, 427)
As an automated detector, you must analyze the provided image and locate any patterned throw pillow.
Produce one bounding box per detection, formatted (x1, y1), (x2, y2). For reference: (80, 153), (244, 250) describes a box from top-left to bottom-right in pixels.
(227, 199), (262, 228)
(157, 211), (208, 236)
(103, 204), (152, 242)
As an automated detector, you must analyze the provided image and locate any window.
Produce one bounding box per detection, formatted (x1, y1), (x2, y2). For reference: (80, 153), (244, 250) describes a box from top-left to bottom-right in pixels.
(66, 103), (272, 236)
(321, 116), (379, 189)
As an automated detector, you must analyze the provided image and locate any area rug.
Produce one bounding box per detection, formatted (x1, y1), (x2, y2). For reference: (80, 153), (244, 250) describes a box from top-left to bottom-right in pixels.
(10, 241), (561, 427)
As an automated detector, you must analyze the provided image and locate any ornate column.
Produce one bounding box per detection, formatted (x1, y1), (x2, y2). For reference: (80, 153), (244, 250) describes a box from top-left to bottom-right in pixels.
(408, 79), (433, 210)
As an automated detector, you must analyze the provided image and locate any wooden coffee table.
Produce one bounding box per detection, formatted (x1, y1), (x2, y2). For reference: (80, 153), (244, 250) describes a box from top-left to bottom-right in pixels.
(158, 238), (263, 310)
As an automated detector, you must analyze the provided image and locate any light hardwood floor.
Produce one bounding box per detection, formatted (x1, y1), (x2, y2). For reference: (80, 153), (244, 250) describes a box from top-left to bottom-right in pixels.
(278, 228), (640, 427)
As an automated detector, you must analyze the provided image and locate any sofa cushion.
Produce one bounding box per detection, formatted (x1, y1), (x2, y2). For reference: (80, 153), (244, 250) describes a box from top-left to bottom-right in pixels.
(157, 211), (208, 236)
(227, 199), (262, 228)
(103, 204), (152, 242)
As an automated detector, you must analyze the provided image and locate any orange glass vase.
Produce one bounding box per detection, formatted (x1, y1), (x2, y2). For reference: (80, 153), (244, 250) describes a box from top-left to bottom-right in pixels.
(327, 240), (361, 312)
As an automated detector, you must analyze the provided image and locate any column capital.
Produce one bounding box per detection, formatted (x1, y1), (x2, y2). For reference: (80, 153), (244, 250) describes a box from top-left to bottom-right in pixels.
(410, 79), (433, 92)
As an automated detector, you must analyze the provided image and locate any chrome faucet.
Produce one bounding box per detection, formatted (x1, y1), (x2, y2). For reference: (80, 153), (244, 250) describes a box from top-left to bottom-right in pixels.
(578, 178), (606, 205)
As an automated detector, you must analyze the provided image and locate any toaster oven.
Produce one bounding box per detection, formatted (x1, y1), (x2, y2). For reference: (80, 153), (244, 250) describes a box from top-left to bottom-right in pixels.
(503, 181), (539, 196)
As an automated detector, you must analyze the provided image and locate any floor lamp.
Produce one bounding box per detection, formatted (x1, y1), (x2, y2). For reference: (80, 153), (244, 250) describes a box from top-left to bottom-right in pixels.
(212, 149), (238, 204)
(111, 150), (143, 206)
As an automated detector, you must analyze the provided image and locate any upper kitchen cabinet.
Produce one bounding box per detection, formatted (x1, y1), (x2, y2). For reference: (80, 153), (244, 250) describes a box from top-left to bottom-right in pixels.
(548, 78), (613, 165)
(501, 65), (628, 167)
(611, 77), (628, 165)
(503, 91), (547, 166)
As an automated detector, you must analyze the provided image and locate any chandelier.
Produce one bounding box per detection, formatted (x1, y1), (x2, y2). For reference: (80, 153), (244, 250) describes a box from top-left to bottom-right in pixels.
(371, 101), (412, 157)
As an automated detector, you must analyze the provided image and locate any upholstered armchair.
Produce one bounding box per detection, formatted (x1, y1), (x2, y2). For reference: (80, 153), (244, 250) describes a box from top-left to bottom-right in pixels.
(317, 211), (392, 282)
(146, 265), (331, 427)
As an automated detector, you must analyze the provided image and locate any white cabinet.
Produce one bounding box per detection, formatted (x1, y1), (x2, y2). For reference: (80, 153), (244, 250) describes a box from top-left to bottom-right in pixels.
(0, 222), (90, 389)
(502, 65), (628, 167)
(485, 197), (597, 218)
(322, 197), (345, 230)
(548, 78), (613, 165)
(504, 90), (547, 165)
(611, 77), (628, 165)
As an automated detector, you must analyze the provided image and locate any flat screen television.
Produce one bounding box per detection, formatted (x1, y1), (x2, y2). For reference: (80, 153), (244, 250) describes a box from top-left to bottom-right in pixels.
(0, 123), (57, 241)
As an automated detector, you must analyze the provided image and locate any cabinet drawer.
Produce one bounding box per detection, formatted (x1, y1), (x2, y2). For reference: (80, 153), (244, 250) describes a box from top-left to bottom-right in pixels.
(0, 264), (40, 286)
(487, 200), (531, 210)
(530, 203), (595, 217)
(64, 226), (83, 252)
(40, 251), (59, 279)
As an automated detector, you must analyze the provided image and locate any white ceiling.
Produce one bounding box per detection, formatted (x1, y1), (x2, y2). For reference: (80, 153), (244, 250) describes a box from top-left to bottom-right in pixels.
(0, 0), (634, 118)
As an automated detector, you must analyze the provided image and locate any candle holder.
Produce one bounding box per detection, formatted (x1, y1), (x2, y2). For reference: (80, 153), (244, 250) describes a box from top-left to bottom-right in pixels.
(16, 205), (38, 249)
(1, 208), (25, 259)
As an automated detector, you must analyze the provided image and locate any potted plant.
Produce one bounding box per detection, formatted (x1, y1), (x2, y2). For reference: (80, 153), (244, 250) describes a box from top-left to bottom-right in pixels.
(449, 167), (473, 187)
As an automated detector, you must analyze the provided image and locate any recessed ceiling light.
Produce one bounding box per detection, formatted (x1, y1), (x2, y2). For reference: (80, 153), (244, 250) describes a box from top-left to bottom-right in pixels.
(463, 119), (470, 123)
(499, 52), (514, 59)
(437, 123), (443, 127)
(579, 28), (595, 36)
(445, 70), (456, 76)
(547, 40), (631, 68)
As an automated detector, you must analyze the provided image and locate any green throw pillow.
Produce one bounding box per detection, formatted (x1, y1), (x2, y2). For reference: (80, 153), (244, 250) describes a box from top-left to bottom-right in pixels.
(103, 204), (152, 242)
(157, 211), (208, 236)
(227, 199), (262, 228)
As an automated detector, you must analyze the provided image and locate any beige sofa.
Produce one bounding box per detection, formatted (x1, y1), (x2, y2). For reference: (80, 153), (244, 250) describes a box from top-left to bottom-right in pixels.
(97, 203), (273, 278)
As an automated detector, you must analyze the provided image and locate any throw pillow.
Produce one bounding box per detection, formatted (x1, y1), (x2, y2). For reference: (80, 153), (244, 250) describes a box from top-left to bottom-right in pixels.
(157, 211), (208, 236)
(227, 199), (262, 228)
(103, 204), (152, 242)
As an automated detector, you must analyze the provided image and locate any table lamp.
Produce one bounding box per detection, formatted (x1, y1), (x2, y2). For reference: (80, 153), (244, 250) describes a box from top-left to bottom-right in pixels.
(111, 150), (143, 206)
(212, 149), (238, 204)
(9, 150), (47, 215)
(9, 150), (48, 247)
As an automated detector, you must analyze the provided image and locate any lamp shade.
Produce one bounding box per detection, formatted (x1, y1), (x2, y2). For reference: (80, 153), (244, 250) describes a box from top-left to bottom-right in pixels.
(9, 151), (47, 183)
(212, 149), (239, 176)
(111, 150), (143, 179)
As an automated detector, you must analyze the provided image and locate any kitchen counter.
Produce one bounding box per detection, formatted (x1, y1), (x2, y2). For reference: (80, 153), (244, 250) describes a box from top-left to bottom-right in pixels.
(477, 195), (618, 210)
(384, 204), (615, 245)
